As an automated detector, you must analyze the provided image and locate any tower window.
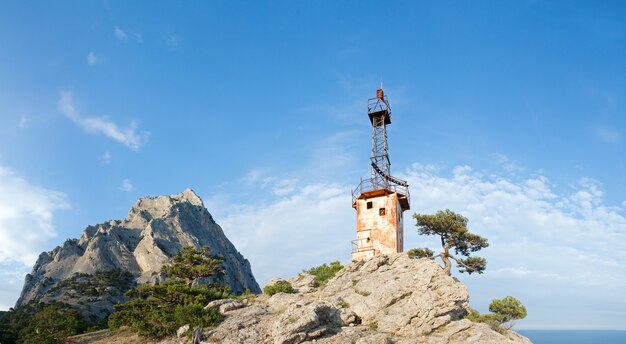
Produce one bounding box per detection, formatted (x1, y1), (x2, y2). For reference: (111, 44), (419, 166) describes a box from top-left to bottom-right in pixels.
(379, 207), (386, 216)
(366, 201), (373, 209)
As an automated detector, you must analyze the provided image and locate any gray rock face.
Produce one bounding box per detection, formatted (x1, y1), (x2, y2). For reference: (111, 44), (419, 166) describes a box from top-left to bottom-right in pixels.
(201, 253), (531, 344)
(16, 189), (260, 312)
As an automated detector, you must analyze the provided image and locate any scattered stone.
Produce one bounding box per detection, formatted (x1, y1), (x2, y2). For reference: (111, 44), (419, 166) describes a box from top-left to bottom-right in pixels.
(205, 298), (246, 314)
(356, 333), (393, 344)
(287, 273), (319, 293)
(176, 324), (189, 338)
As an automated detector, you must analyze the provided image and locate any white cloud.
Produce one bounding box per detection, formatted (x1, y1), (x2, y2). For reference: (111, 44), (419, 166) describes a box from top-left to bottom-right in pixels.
(0, 167), (68, 266)
(119, 179), (134, 192)
(205, 181), (354, 286)
(0, 260), (32, 310)
(207, 162), (626, 329)
(57, 91), (148, 150)
(114, 26), (142, 43)
(163, 33), (179, 48)
(0, 160), (70, 310)
(86, 51), (99, 66)
(597, 127), (621, 144)
(18, 115), (28, 129)
(100, 151), (111, 164)
(114, 26), (128, 40)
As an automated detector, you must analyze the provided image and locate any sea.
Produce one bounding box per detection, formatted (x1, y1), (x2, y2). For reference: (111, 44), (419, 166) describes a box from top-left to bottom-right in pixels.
(517, 330), (626, 344)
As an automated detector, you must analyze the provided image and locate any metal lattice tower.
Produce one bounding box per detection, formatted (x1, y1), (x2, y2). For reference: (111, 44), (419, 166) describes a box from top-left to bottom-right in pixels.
(351, 87), (409, 211)
(368, 88), (392, 190)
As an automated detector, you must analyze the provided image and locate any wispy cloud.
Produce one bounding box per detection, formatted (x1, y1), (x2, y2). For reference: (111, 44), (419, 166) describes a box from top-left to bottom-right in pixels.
(86, 51), (99, 66)
(18, 115), (28, 129)
(119, 179), (134, 192)
(114, 26), (143, 43)
(114, 26), (128, 40)
(100, 151), (112, 165)
(597, 127), (621, 144)
(163, 33), (179, 48)
(57, 91), (148, 150)
(0, 166), (68, 266)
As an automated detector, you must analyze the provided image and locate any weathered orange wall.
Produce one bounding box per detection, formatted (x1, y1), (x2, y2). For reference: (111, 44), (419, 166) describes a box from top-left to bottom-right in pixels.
(352, 192), (404, 261)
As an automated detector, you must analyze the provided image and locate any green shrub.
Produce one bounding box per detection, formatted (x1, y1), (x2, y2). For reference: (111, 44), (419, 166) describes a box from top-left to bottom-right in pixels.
(466, 296), (527, 332)
(306, 261), (343, 286)
(0, 301), (89, 344)
(263, 282), (295, 296)
(174, 304), (222, 329)
(489, 296), (527, 329)
(18, 303), (88, 344)
(48, 269), (134, 297)
(407, 248), (434, 259)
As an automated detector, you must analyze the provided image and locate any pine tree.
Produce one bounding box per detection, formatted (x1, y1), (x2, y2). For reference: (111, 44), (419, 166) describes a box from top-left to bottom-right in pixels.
(109, 246), (230, 337)
(412, 209), (488, 275)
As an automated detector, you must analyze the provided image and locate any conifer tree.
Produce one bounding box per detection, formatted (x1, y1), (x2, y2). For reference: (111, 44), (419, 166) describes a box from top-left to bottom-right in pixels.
(109, 246), (230, 337)
(412, 209), (488, 275)
(163, 246), (224, 286)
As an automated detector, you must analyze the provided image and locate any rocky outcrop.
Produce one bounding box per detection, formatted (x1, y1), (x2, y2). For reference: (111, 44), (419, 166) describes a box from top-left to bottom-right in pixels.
(199, 254), (532, 344)
(16, 189), (260, 317)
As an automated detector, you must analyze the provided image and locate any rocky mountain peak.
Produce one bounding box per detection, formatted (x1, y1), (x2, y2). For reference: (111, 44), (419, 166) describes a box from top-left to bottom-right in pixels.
(127, 188), (204, 223)
(16, 189), (260, 318)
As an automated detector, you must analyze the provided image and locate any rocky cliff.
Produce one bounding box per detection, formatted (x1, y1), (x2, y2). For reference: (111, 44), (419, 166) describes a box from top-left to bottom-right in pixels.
(16, 189), (260, 316)
(198, 253), (531, 344)
(66, 251), (532, 344)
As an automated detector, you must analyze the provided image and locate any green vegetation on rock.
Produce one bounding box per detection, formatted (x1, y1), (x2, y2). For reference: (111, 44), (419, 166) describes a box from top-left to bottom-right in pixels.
(48, 269), (134, 298)
(263, 281), (295, 296)
(0, 302), (88, 344)
(305, 261), (343, 286)
(407, 248), (434, 259)
(163, 246), (224, 286)
(108, 246), (229, 338)
(466, 296), (527, 332)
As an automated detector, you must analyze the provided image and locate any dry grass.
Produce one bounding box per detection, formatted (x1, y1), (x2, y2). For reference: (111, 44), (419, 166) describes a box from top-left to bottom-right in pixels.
(66, 327), (151, 344)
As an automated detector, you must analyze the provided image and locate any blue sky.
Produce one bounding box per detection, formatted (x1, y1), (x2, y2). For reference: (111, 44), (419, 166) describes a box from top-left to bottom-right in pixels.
(1, 1), (625, 330)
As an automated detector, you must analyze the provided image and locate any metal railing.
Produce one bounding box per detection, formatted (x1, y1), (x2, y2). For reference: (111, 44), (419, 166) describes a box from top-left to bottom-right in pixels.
(351, 238), (373, 253)
(351, 177), (410, 206)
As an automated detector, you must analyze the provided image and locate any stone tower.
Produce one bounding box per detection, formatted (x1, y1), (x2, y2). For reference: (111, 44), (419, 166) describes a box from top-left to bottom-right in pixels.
(351, 87), (410, 261)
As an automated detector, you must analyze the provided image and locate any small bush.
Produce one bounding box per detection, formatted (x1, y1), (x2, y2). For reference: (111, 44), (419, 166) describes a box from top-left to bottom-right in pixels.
(174, 304), (222, 329)
(407, 248), (434, 259)
(263, 282), (295, 296)
(306, 261), (343, 286)
(489, 296), (527, 329)
(465, 296), (527, 332)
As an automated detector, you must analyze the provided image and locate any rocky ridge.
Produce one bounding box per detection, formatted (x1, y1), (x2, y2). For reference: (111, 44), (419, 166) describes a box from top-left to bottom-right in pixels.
(190, 253), (531, 344)
(17, 189), (260, 317)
